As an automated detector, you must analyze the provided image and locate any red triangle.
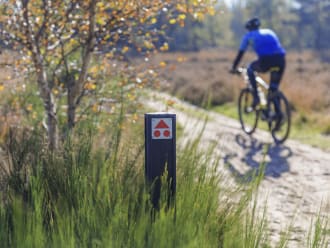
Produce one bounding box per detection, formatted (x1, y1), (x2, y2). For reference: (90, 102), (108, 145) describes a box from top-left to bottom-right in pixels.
(155, 120), (169, 129)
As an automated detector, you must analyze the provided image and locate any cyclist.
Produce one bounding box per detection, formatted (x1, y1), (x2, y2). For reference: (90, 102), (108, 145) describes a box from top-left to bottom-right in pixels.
(230, 17), (286, 126)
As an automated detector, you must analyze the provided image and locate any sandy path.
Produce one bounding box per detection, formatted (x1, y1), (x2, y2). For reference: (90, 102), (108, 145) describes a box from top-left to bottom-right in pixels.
(143, 90), (330, 247)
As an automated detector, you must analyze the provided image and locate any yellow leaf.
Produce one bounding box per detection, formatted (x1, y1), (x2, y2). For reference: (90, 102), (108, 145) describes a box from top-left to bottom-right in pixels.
(106, 52), (114, 59)
(92, 104), (99, 113)
(132, 113), (138, 121)
(176, 4), (186, 13)
(96, 2), (105, 8)
(122, 46), (129, 53)
(144, 40), (154, 49)
(52, 88), (59, 95)
(0, 84), (4, 91)
(151, 17), (157, 24)
(178, 14), (186, 20)
(90, 65), (98, 74)
(96, 17), (106, 26)
(84, 82), (97, 90)
(26, 104), (33, 111)
(169, 19), (176, 24)
(69, 38), (78, 46)
(194, 12), (204, 21)
(160, 42), (169, 51)
(208, 7), (216, 16)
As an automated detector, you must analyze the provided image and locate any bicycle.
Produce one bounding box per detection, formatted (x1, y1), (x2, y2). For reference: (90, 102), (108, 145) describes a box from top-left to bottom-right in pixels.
(234, 67), (291, 144)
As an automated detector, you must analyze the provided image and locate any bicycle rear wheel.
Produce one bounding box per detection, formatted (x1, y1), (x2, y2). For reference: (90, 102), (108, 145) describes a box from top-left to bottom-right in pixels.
(268, 91), (291, 144)
(238, 88), (259, 135)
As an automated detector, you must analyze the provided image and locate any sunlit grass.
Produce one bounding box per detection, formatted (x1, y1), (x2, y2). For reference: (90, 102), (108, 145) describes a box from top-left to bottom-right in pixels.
(212, 103), (330, 150)
(0, 116), (278, 248)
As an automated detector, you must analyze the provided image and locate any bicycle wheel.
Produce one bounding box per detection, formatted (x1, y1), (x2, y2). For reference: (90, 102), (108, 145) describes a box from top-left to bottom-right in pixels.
(268, 91), (291, 144)
(238, 88), (259, 135)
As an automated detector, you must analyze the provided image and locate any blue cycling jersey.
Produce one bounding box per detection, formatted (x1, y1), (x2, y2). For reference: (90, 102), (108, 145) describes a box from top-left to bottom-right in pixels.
(239, 29), (286, 57)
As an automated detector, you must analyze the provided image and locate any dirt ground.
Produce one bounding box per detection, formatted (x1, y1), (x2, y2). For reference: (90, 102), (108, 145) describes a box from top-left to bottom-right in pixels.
(144, 90), (330, 248)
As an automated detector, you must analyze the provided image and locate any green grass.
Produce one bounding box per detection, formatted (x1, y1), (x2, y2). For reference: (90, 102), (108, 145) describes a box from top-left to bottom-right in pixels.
(0, 119), (275, 248)
(212, 103), (330, 150)
(1, 100), (330, 247)
(0, 80), (329, 247)
(211, 102), (238, 120)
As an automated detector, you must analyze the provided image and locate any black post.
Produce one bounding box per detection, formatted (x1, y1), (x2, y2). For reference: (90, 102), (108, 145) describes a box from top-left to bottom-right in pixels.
(145, 113), (176, 210)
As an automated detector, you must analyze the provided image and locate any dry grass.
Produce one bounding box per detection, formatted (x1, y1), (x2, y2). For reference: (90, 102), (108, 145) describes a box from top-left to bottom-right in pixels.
(2, 48), (328, 114)
(0, 50), (20, 84)
(151, 48), (330, 114)
(283, 52), (330, 112)
(150, 49), (241, 106)
(149, 48), (330, 146)
(1, 48), (329, 143)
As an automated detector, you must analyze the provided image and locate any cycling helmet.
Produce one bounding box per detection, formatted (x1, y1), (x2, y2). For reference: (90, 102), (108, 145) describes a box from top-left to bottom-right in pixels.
(245, 17), (260, 30)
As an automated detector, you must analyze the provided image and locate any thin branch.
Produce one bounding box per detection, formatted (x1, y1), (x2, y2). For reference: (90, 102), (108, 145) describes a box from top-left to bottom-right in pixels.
(51, 44), (81, 78)
(35, 0), (50, 43)
(75, 0), (97, 106)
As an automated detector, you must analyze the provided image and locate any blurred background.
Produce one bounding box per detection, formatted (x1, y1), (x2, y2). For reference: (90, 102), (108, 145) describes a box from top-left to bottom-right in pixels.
(1, 0), (329, 148)
(153, 0), (330, 60)
(144, 0), (330, 148)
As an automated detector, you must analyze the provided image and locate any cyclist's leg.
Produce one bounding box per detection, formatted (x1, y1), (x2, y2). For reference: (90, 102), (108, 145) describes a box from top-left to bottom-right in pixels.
(269, 55), (286, 115)
(269, 55), (286, 129)
(247, 60), (262, 107)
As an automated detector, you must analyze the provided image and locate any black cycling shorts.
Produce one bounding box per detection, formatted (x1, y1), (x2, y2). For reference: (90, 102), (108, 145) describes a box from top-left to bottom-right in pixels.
(250, 54), (286, 86)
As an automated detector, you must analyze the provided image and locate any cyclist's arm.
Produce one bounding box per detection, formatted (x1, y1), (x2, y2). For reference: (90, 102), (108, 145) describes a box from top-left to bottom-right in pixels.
(232, 50), (244, 70)
(231, 33), (250, 70)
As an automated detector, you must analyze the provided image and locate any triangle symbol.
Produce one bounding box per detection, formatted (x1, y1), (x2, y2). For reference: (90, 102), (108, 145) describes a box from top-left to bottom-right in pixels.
(155, 120), (169, 129)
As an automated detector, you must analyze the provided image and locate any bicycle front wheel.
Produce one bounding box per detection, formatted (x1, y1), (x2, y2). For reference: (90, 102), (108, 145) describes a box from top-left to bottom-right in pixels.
(268, 91), (291, 144)
(238, 88), (259, 135)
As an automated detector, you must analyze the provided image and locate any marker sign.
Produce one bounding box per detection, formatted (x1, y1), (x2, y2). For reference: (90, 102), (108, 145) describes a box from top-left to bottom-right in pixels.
(145, 113), (176, 209)
(152, 118), (172, 139)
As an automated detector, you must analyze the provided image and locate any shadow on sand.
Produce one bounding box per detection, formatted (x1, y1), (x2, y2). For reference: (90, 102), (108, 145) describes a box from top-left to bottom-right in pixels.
(224, 134), (293, 183)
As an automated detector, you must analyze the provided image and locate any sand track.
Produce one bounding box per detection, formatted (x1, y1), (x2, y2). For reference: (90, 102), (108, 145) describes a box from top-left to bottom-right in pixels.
(143, 90), (330, 247)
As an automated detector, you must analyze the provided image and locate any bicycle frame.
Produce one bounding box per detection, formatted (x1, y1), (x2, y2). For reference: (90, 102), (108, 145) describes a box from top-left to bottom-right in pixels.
(238, 67), (269, 91)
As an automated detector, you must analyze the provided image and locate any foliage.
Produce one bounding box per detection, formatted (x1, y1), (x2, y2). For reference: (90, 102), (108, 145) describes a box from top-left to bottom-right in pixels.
(0, 0), (216, 149)
(290, 0), (330, 52)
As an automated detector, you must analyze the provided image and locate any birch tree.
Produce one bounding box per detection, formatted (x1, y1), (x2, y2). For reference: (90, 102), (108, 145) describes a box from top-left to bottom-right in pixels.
(0, 0), (215, 150)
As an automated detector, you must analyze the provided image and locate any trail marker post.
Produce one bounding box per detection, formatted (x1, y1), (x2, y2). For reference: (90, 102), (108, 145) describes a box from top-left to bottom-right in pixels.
(145, 113), (176, 209)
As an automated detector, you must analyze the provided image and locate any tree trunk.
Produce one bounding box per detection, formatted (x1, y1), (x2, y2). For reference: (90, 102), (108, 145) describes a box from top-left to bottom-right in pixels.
(37, 70), (58, 150)
(67, 79), (76, 131)
(45, 97), (58, 151)
(66, 0), (97, 131)
(22, 0), (58, 150)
